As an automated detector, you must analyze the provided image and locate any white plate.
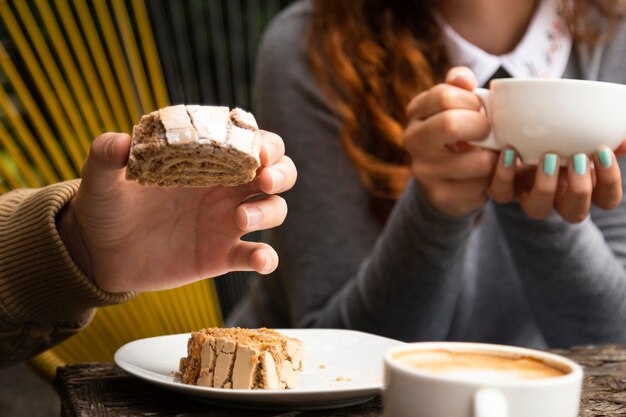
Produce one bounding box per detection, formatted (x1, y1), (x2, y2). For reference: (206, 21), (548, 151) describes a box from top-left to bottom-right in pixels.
(114, 328), (404, 410)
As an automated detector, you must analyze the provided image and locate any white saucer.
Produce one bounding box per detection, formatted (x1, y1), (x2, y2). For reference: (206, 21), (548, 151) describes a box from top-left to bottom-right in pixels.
(114, 328), (404, 410)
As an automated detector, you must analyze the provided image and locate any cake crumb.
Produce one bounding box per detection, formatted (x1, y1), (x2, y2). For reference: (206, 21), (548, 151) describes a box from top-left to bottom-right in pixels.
(319, 364), (326, 369)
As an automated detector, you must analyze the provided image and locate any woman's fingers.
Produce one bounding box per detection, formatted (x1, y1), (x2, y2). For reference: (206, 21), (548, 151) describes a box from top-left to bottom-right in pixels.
(235, 195), (288, 233)
(228, 241), (279, 275)
(488, 149), (518, 204)
(555, 154), (593, 223)
(489, 150), (562, 218)
(404, 67), (496, 218)
(405, 109), (491, 153)
(406, 67), (480, 121)
(591, 147), (623, 210)
(445, 66), (479, 90)
(490, 149), (621, 222)
(519, 154), (561, 219)
(407, 84), (483, 121)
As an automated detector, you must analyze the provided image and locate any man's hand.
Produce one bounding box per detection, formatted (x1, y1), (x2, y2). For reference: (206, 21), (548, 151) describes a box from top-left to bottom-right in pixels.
(57, 131), (297, 292)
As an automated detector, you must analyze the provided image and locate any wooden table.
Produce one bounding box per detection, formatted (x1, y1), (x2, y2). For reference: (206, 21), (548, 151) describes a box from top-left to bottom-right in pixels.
(55, 345), (626, 417)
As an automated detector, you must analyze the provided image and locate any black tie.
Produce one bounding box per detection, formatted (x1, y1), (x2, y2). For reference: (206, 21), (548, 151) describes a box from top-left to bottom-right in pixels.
(483, 66), (512, 87)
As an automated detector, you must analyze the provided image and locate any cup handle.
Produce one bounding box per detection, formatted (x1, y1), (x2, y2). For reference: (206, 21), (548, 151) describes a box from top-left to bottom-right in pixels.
(473, 88), (502, 151)
(473, 388), (508, 417)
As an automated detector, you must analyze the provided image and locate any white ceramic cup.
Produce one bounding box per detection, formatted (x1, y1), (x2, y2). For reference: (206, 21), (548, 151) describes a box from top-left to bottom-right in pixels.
(474, 78), (626, 165)
(383, 342), (583, 417)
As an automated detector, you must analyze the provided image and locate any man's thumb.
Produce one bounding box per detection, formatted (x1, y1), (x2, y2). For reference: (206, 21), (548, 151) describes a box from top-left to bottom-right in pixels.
(81, 133), (131, 188)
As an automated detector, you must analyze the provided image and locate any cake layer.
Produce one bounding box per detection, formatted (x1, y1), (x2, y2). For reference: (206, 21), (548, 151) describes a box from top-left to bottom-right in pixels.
(126, 105), (262, 187)
(178, 328), (304, 390)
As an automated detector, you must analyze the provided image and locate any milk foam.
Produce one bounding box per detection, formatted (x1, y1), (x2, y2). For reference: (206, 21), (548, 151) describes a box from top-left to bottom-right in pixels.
(395, 349), (566, 381)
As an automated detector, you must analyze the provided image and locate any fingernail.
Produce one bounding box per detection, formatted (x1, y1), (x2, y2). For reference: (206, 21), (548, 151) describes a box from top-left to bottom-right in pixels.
(598, 148), (613, 169)
(452, 72), (472, 81)
(263, 141), (278, 161)
(261, 251), (272, 274)
(452, 72), (469, 82)
(573, 154), (587, 175)
(503, 149), (516, 168)
(543, 153), (558, 176)
(105, 136), (118, 160)
(270, 169), (285, 191)
(244, 206), (263, 229)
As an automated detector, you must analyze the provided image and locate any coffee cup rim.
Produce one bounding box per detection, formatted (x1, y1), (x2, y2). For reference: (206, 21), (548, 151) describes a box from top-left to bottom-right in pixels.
(385, 341), (583, 387)
(488, 77), (626, 91)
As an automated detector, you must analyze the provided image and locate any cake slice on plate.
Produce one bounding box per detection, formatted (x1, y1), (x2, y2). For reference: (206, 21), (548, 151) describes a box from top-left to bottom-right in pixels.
(178, 327), (304, 390)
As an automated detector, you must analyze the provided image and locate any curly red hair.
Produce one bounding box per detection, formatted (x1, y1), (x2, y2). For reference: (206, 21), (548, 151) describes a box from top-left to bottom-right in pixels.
(308, 0), (620, 203)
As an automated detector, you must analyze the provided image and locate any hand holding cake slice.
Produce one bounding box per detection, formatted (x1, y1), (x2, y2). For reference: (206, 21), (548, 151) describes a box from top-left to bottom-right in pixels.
(178, 328), (304, 390)
(126, 105), (262, 187)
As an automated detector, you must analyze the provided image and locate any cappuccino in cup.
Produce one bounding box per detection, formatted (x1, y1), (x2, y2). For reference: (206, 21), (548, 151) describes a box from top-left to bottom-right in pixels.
(383, 342), (583, 417)
(394, 349), (567, 382)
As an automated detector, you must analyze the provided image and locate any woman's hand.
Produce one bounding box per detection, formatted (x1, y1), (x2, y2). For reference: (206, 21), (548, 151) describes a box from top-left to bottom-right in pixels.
(57, 130), (297, 293)
(405, 65), (624, 223)
(488, 145), (624, 223)
(404, 66), (496, 217)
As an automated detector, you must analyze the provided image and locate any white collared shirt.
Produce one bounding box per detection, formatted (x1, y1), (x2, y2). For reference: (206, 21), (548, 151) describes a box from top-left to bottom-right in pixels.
(438, 0), (573, 86)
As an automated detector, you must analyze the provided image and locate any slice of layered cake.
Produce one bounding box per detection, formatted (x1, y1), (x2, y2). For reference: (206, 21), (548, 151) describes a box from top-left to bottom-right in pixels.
(126, 105), (261, 187)
(178, 328), (304, 390)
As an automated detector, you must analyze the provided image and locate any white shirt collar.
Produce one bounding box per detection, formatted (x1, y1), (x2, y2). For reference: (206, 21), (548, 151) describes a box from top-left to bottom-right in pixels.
(438, 0), (573, 86)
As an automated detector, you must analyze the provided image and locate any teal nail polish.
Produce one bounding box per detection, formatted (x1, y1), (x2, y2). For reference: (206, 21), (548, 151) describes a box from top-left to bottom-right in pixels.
(543, 153), (557, 176)
(573, 154), (587, 175)
(598, 148), (613, 169)
(503, 149), (515, 168)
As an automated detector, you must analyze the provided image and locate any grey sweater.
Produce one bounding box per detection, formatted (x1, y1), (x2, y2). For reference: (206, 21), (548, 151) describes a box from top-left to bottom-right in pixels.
(228, 0), (626, 349)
